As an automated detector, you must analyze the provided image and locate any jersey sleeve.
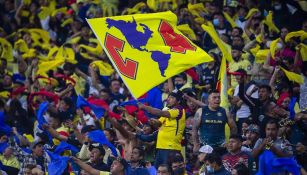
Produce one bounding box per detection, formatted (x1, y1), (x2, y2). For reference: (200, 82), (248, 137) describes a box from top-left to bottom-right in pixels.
(167, 108), (180, 119)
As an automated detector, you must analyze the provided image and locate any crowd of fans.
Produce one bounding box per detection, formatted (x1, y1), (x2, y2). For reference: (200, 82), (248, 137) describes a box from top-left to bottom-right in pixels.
(0, 0), (307, 174)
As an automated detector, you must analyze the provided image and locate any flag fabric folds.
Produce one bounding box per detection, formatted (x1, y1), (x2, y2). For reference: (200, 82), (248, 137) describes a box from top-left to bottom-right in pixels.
(46, 150), (71, 175)
(120, 98), (147, 107)
(54, 141), (79, 155)
(76, 95), (105, 119)
(257, 150), (300, 175)
(36, 102), (49, 129)
(87, 130), (118, 157)
(280, 67), (304, 84)
(87, 11), (213, 98)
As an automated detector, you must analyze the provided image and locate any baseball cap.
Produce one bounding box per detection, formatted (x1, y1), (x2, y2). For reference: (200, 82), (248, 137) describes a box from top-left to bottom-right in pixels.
(89, 143), (105, 156)
(169, 89), (183, 102)
(247, 124), (260, 134)
(81, 125), (96, 134)
(199, 145), (213, 154)
(30, 140), (44, 149)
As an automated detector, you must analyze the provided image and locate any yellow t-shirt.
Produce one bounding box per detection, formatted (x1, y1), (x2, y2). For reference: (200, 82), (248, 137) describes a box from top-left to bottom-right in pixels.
(0, 155), (20, 169)
(100, 171), (110, 175)
(156, 108), (186, 151)
(229, 59), (252, 88)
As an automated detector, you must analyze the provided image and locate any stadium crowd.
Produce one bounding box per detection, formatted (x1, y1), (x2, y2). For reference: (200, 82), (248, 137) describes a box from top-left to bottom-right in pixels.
(0, 0), (307, 174)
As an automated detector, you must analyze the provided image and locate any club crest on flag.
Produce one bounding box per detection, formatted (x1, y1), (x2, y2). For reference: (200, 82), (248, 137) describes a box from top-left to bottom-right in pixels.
(87, 11), (213, 98)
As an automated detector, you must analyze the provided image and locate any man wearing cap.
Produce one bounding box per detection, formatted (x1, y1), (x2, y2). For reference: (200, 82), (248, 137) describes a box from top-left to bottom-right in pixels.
(9, 138), (50, 175)
(242, 124), (260, 152)
(198, 145), (213, 175)
(88, 144), (110, 171)
(231, 69), (258, 134)
(73, 156), (129, 175)
(228, 45), (252, 88)
(138, 89), (186, 168)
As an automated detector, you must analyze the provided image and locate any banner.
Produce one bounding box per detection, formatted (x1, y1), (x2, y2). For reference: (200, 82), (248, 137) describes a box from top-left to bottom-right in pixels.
(87, 11), (213, 98)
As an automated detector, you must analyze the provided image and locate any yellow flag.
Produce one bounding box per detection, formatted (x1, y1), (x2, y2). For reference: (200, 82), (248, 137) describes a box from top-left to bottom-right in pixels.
(285, 30), (306, 42)
(0, 38), (13, 62)
(245, 8), (259, 20)
(280, 67), (304, 84)
(223, 12), (237, 28)
(201, 22), (233, 63)
(37, 59), (65, 76)
(264, 11), (280, 33)
(91, 60), (115, 76)
(299, 43), (307, 61)
(270, 38), (280, 59)
(255, 49), (270, 63)
(87, 11), (213, 98)
(217, 54), (229, 108)
(177, 24), (197, 40)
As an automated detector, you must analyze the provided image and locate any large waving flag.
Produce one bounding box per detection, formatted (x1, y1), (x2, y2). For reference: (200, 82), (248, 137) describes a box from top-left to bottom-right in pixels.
(257, 150), (300, 175)
(87, 11), (213, 98)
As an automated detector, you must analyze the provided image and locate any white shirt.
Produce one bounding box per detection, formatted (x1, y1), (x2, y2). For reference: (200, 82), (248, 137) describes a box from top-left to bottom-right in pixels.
(234, 84), (258, 119)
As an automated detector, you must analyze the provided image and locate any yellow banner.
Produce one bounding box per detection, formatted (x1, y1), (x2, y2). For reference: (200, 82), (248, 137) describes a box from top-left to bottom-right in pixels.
(87, 11), (213, 98)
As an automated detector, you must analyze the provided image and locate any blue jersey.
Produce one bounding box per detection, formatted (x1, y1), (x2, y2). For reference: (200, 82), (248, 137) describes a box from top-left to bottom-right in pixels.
(199, 106), (227, 147)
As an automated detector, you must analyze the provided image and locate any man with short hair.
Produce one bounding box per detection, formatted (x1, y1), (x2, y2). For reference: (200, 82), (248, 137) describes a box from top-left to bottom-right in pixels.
(222, 135), (254, 173)
(252, 120), (293, 158)
(238, 75), (289, 137)
(171, 154), (187, 175)
(157, 164), (172, 175)
(204, 153), (230, 175)
(193, 90), (237, 153)
(130, 147), (150, 175)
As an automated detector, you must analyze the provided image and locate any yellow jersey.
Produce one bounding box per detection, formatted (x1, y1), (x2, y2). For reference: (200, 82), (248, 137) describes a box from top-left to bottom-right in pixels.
(156, 107), (186, 151)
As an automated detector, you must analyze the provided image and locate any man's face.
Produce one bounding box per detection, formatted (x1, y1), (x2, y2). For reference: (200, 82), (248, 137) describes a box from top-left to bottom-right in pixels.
(111, 81), (121, 93)
(232, 37), (243, 47)
(32, 144), (44, 157)
(265, 123), (278, 139)
(100, 91), (109, 101)
(172, 161), (185, 175)
(3, 147), (13, 157)
(187, 99), (197, 111)
(246, 131), (259, 142)
(208, 93), (220, 109)
(227, 138), (242, 153)
(3, 75), (12, 87)
(231, 50), (241, 61)
(280, 28), (289, 40)
(110, 160), (124, 174)
(259, 88), (270, 101)
(167, 95), (178, 108)
(231, 28), (240, 37)
(130, 148), (142, 163)
(174, 77), (185, 86)
(90, 148), (103, 163)
(157, 166), (171, 175)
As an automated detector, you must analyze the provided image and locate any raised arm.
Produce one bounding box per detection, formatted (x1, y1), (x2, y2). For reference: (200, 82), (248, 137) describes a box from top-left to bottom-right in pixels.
(226, 112), (237, 135)
(192, 108), (202, 153)
(72, 157), (102, 175)
(138, 103), (171, 118)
